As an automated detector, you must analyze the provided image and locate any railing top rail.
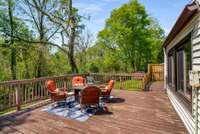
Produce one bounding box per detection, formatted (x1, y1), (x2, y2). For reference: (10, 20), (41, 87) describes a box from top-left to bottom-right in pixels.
(0, 74), (88, 85)
(0, 72), (148, 85)
(89, 73), (145, 80)
(89, 73), (134, 76)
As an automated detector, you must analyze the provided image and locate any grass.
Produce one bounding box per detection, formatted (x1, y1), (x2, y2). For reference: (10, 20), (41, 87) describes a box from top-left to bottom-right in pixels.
(114, 79), (143, 91)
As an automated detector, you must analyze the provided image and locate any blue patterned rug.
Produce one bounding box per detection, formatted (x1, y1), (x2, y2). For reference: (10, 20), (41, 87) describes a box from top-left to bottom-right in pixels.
(41, 96), (106, 122)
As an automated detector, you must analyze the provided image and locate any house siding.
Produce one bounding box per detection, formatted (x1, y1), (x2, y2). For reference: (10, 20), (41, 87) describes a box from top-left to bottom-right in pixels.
(165, 12), (200, 134)
(191, 20), (200, 133)
(192, 21), (200, 71)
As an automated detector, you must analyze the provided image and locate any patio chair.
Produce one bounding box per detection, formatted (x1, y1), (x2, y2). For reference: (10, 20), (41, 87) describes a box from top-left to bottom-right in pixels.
(72, 76), (86, 87)
(86, 76), (101, 85)
(86, 76), (94, 85)
(100, 80), (115, 98)
(80, 86), (101, 111)
(46, 80), (74, 102)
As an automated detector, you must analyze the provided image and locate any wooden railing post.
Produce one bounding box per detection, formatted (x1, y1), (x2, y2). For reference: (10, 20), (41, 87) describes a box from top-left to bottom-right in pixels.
(120, 76), (122, 90)
(142, 77), (145, 90)
(64, 77), (67, 91)
(16, 84), (21, 111)
(148, 64), (151, 81)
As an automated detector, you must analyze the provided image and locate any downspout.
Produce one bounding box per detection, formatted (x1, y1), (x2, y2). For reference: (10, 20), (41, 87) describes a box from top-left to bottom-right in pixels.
(163, 47), (167, 91)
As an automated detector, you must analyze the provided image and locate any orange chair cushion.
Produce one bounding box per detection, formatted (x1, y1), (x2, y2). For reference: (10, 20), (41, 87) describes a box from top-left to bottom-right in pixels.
(72, 76), (85, 87)
(107, 80), (115, 91)
(80, 86), (101, 105)
(46, 80), (57, 92)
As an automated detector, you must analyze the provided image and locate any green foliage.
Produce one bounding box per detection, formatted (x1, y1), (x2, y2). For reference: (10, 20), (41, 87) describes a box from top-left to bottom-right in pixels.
(0, 0), (165, 81)
(97, 0), (164, 72)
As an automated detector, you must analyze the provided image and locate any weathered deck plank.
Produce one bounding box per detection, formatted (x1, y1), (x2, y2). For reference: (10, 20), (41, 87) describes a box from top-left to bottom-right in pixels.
(0, 89), (187, 134)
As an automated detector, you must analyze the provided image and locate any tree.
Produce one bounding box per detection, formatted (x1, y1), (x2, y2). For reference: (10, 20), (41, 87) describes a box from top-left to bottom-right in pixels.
(0, 0), (18, 80)
(76, 29), (93, 69)
(20, 0), (59, 77)
(98, 0), (164, 72)
(28, 0), (84, 73)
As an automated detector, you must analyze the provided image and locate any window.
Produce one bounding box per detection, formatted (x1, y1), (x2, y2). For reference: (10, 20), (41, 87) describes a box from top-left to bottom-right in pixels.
(184, 40), (192, 99)
(175, 37), (192, 101)
(167, 34), (192, 102)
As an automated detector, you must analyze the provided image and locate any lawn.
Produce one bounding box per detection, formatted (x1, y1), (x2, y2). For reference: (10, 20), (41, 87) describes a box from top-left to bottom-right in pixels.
(114, 79), (143, 91)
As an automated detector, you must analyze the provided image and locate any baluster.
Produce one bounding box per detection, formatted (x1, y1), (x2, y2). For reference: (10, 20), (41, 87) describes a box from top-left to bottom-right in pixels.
(120, 76), (122, 90)
(31, 81), (34, 100)
(16, 84), (21, 111)
(25, 84), (27, 103)
(64, 77), (67, 91)
(27, 83), (30, 102)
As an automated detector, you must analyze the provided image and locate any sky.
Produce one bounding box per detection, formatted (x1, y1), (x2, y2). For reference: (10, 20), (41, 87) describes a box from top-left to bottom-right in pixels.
(74, 0), (190, 40)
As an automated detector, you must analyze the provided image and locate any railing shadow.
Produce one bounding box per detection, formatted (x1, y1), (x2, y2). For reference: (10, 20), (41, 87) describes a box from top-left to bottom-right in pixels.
(0, 109), (33, 133)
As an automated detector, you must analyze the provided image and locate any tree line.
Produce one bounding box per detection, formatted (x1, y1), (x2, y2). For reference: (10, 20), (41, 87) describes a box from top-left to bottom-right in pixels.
(0, 0), (164, 81)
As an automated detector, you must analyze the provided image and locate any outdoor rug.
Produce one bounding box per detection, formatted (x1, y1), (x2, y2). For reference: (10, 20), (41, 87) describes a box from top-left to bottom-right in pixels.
(41, 96), (106, 122)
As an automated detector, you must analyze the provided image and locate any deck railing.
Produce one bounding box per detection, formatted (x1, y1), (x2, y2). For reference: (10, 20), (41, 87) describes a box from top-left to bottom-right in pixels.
(89, 73), (149, 90)
(0, 75), (76, 111)
(0, 73), (150, 112)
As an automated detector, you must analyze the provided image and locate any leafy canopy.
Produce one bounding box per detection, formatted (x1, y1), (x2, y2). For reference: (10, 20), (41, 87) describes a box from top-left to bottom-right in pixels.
(98, 0), (164, 71)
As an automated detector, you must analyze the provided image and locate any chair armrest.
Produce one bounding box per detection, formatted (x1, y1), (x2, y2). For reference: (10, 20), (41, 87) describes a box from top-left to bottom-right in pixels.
(48, 91), (57, 95)
(58, 88), (67, 91)
(99, 85), (105, 88)
(67, 92), (74, 96)
(101, 89), (107, 92)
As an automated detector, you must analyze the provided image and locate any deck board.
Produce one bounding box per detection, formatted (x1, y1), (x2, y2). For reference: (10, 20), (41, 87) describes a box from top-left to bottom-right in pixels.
(0, 88), (187, 134)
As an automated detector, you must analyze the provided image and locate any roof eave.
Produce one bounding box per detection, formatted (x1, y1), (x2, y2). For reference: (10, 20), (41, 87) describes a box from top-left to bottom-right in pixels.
(163, 3), (199, 48)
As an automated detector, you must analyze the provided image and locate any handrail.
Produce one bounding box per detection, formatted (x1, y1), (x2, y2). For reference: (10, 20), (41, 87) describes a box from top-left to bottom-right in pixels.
(0, 74), (87, 85)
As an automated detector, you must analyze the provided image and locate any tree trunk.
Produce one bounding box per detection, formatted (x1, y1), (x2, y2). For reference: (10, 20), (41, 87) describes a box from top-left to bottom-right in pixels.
(36, 50), (43, 78)
(22, 50), (30, 79)
(11, 48), (16, 80)
(8, 0), (17, 80)
(68, 22), (79, 73)
(68, 0), (78, 73)
(36, 8), (45, 78)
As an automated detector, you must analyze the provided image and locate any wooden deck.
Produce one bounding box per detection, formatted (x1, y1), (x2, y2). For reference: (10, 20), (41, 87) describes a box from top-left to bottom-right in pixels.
(0, 86), (187, 134)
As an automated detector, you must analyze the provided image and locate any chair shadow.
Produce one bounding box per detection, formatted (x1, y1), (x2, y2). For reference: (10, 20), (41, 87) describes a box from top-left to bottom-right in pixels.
(104, 97), (125, 103)
(94, 107), (113, 115)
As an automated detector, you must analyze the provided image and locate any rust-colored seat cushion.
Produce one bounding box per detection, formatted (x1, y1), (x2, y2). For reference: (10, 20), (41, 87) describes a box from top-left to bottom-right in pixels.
(101, 80), (115, 97)
(46, 80), (57, 92)
(72, 76), (85, 87)
(80, 86), (101, 106)
(46, 80), (67, 102)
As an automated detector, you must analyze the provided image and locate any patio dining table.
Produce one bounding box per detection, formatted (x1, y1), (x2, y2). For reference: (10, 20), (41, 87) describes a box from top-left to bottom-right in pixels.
(72, 86), (87, 102)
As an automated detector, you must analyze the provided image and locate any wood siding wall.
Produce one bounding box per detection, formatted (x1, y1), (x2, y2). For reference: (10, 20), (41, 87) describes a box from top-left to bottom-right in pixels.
(165, 12), (200, 134)
(192, 23), (200, 70)
(191, 20), (200, 133)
